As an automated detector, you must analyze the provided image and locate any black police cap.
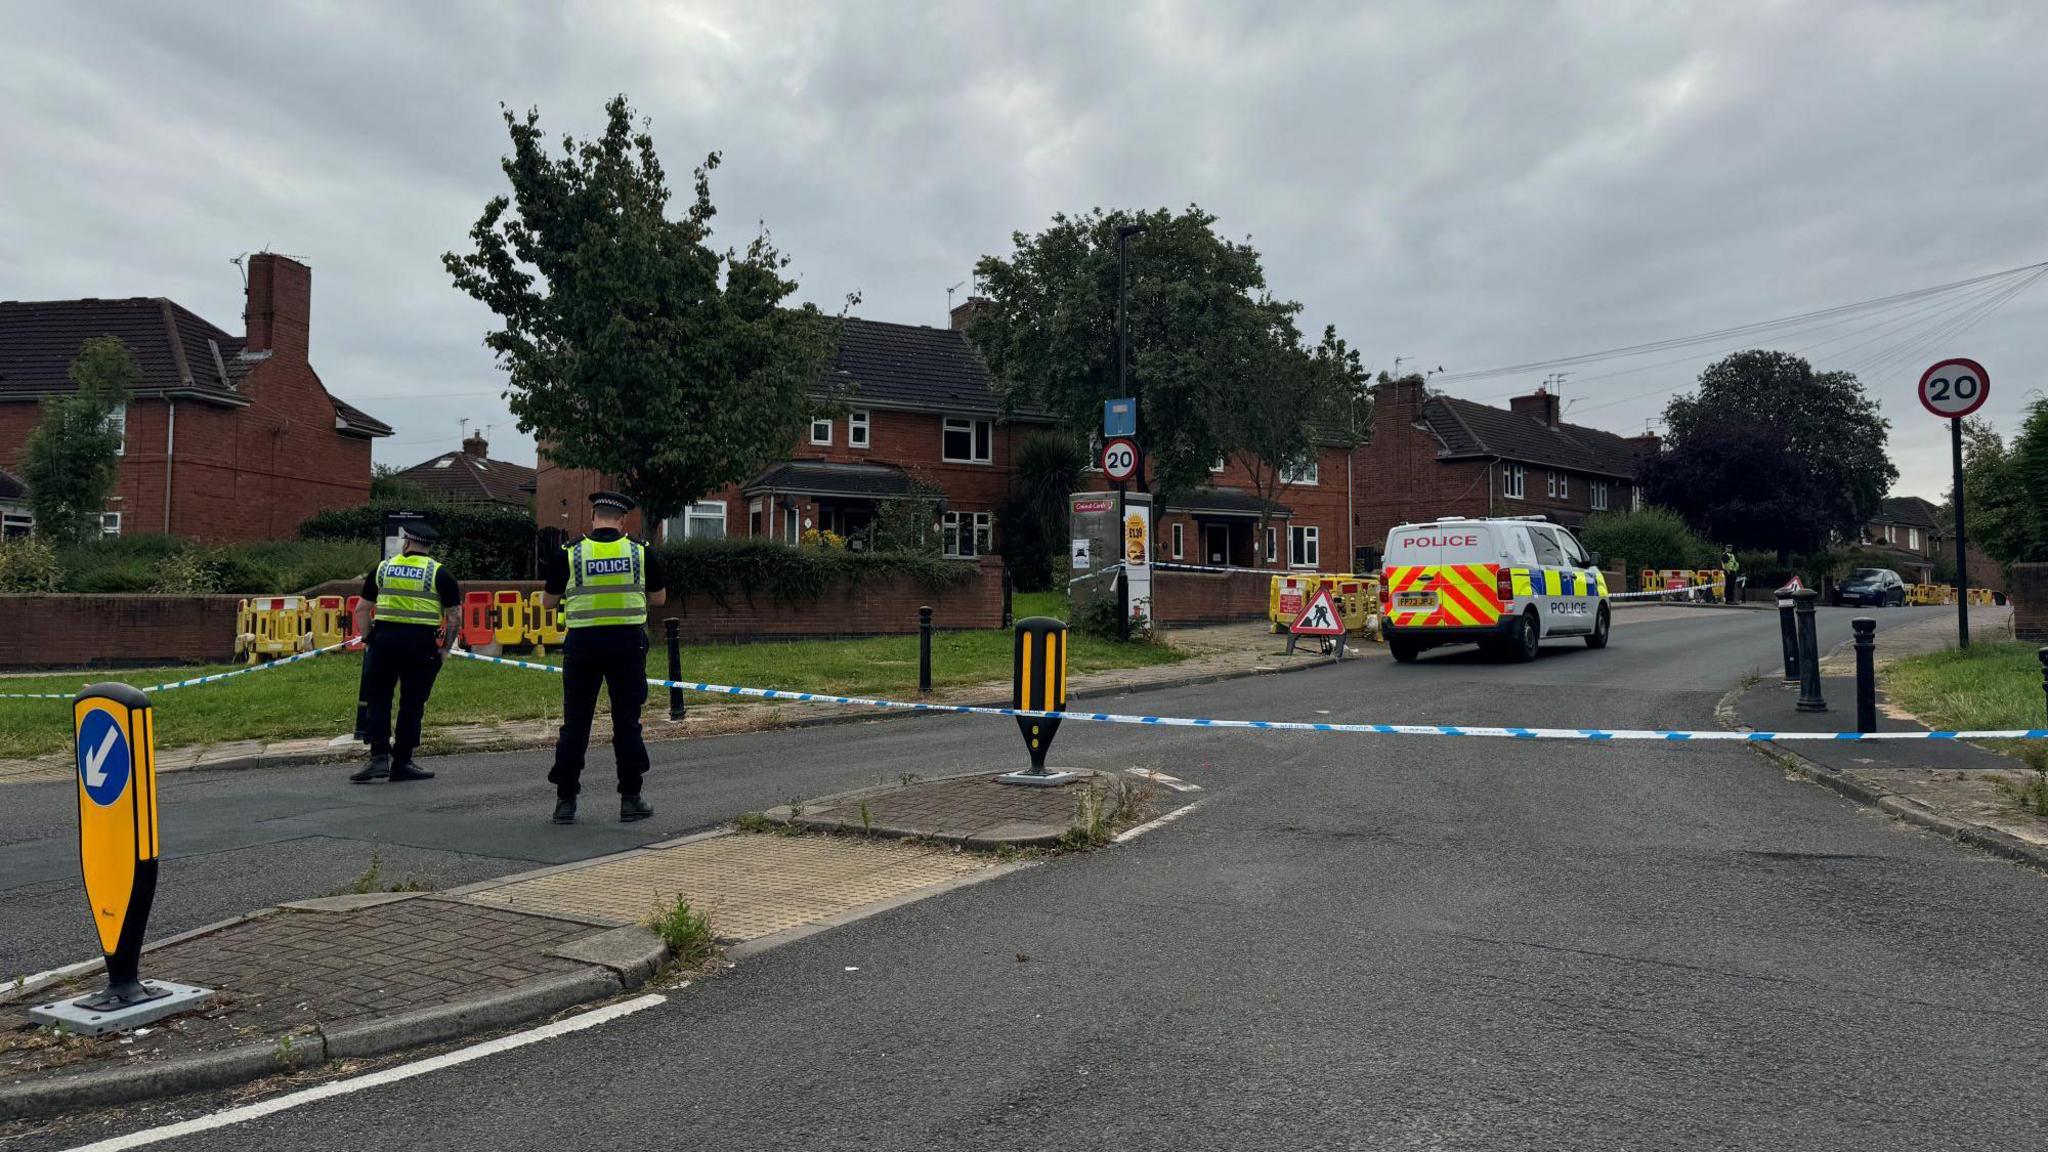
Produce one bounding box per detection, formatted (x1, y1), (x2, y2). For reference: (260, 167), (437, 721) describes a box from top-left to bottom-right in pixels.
(590, 490), (636, 513)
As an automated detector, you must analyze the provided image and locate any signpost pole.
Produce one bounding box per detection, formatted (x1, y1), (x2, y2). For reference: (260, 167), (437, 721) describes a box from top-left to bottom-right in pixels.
(1951, 415), (1970, 650)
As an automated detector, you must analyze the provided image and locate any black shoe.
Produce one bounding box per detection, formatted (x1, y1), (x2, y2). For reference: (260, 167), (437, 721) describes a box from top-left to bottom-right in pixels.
(620, 796), (653, 823)
(552, 798), (577, 825)
(389, 760), (435, 782)
(349, 756), (391, 783)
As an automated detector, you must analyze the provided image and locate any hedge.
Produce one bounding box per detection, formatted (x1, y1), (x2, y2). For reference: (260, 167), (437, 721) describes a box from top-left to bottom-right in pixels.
(299, 502), (538, 580)
(40, 535), (379, 594)
(650, 538), (978, 606)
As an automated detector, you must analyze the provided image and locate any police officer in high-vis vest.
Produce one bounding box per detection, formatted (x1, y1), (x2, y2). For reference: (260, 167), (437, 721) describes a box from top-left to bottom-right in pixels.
(540, 491), (668, 824)
(349, 523), (460, 783)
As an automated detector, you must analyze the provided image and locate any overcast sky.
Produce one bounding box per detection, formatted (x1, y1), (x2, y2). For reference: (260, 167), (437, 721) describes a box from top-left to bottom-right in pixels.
(3, 0), (2042, 498)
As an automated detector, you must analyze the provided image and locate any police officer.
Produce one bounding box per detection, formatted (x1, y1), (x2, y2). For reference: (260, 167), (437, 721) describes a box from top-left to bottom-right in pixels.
(1722, 546), (1742, 604)
(540, 491), (668, 824)
(349, 523), (460, 783)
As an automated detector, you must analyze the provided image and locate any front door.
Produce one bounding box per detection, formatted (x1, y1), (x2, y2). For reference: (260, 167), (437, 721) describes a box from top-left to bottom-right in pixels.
(1205, 525), (1230, 566)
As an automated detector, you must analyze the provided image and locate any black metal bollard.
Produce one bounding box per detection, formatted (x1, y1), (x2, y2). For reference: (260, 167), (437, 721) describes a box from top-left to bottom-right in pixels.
(1777, 596), (1799, 683)
(918, 606), (933, 695)
(1001, 564), (1014, 630)
(1852, 617), (1876, 734)
(1793, 589), (1826, 713)
(665, 618), (685, 721)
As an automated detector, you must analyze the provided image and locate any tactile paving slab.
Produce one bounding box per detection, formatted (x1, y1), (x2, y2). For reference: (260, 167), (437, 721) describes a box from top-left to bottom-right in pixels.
(457, 834), (993, 941)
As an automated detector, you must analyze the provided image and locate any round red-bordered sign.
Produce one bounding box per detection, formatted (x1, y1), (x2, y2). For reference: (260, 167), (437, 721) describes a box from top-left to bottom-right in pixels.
(1101, 437), (1139, 482)
(1918, 358), (1990, 419)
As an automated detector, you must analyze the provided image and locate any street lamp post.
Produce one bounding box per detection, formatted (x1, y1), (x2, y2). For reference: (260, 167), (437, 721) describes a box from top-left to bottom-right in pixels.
(1115, 222), (1146, 643)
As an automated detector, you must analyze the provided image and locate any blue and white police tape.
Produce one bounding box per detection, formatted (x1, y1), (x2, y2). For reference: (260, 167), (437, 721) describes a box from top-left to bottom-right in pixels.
(1608, 585), (1724, 601)
(448, 647), (2048, 742)
(0, 640), (356, 700)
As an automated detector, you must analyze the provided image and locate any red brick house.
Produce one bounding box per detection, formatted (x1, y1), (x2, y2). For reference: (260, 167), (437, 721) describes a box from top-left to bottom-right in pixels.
(0, 253), (390, 540)
(393, 434), (535, 511)
(535, 308), (1059, 555)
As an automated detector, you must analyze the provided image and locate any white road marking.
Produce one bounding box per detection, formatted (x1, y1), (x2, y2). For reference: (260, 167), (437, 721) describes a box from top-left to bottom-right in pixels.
(1124, 767), (1203, 793)
(1113, 800), (1205, 844)
(62, 993), (667, 1151)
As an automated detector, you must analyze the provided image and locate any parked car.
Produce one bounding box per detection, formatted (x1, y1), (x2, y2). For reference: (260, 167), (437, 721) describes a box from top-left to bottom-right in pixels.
(1832, 567), (1906, 607)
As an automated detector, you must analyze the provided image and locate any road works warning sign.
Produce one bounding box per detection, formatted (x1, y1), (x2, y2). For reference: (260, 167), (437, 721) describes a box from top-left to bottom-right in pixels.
(1291, 588), (1344, 636)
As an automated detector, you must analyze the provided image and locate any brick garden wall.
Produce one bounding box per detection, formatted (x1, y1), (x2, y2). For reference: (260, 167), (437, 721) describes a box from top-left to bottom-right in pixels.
(2012, 563), (2047, 641)
(1153, 569), (1270, 625)
(0, 594), (246, 668)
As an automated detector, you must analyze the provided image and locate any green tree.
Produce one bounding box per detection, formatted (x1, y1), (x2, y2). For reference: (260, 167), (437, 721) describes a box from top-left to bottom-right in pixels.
(1226, 324), (1369, 556)
(444, 95), (847, 524)
(1644, 350), (1896, 560)
(369, 463), (429, 504)
(1577, 506), (1713, 573)
(968, 206), (1302, 512)
(20, 336), (137, 545)
(1958, 399), (2048, 564)
(998, 434), (1089, 590)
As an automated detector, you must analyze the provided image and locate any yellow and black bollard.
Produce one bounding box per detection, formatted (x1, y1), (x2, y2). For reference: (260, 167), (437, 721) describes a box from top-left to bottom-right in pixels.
(998, 616), (1076, 786)
(29, 684), (213, 1035)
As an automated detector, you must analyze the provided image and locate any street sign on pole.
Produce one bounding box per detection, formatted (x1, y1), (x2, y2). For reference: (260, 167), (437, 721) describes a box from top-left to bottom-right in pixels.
(1103, 398), (1137, 439)
(1919, 358), (1990, 650)
(1101, 437), (1139, 483)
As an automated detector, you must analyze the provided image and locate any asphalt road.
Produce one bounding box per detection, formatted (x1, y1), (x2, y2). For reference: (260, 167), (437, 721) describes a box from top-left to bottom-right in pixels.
(12, 605), (2048, 1150)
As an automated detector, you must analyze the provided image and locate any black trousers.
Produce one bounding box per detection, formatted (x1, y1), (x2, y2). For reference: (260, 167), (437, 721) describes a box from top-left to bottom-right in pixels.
(548, 626), (651, 799)
(361, 624), (443, 761)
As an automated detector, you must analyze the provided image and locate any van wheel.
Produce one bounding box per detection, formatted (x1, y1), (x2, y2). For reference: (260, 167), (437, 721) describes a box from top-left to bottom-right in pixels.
(1389, 636), (1421, 663)
(1585, 604), (1611, 649)
(1509, 609), (1541, 662)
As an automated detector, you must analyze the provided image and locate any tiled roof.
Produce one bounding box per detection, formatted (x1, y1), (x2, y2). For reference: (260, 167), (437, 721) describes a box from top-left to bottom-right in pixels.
(394, 446), (535, 507)
(745, 460), (917, 500)
(0, 467), (25, 502)
(1421, 395), (1644, 478)
(820, 318), (1050, 420)
(1873, 495), (1940, 529)
(0, 296), (387, 437)
(1175, 487), (1294, 519)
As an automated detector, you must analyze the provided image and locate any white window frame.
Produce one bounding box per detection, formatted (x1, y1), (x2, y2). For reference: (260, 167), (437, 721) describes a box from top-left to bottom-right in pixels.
(1885, 524), (1897, 544)
(666, 500), (726, 542)
(1265, 526), (1278, 564)
(1280, 458), (1319, 486)
(1504, 464), (1526, 500)
(1546, 471), (1557, 499)
(1211, 457), (1226, 474)
(942, 510), (992, 558)
(943, 416), (992, 465)
(1289, 525), (1319, 570)
(1592, 481), (1609, 512)
(1171, 522), (1184, 559)
(1631, 486), (1643, 512)
(809, 416), (833, 446)
(1908, 527), (1920, 551)
(101, 511), (122, 538)
(783, 505), (800, 545)
(2, 511), (34, 538)
(107, 404), (127, 456)
(1558, 473), (1569, 500)
(849, 410), (870, 449)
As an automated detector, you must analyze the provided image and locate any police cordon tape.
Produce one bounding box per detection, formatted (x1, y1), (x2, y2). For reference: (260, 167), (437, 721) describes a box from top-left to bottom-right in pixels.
(446, 647), (2048, 741)
(0, 641), (357, 700)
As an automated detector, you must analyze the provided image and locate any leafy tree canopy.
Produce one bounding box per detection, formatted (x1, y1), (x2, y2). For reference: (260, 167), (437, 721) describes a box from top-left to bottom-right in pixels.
(1954, 401), (2048, 564)
(444, 94), (846, 523)
(21, 335), (137, 545)
(1644, 350), (1896, 558)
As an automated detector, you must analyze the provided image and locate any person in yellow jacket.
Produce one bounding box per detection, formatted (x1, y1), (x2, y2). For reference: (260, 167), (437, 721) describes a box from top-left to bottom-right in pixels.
(539, 491), (669, 824)
(349, 523), (460, 783)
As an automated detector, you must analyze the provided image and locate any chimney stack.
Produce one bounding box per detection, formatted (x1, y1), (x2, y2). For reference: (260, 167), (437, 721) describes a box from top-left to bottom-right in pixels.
(1511, 387), (1561, 429)
(949, 296), (991, 332)
(243, 252), (312, 358)
(463, 434), (489, 459)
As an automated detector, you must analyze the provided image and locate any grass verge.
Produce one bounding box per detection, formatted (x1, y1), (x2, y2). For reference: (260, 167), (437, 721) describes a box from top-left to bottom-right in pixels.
(0, 627), (1186, 759)
(1882, 641), (2045, 733)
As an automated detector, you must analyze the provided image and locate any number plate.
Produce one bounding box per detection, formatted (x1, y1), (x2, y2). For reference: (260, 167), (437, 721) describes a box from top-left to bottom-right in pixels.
(1396, 591), (1436, 610)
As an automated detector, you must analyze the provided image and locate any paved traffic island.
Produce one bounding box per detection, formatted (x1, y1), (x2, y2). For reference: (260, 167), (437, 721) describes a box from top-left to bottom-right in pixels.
(760, 770), (1124, 848)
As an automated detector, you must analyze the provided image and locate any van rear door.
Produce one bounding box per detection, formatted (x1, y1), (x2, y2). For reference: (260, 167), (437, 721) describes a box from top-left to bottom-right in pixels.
(1382, 525), (1446, 626)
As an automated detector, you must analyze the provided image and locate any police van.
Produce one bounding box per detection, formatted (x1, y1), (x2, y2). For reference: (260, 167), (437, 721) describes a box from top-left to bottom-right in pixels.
(1379, 515), (1610, 663)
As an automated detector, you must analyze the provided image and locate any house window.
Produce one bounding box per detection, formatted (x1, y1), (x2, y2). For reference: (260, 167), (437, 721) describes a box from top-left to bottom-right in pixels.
(1592, 482), (1609, 511)
(1211, 457), (1226, 474)
(1289, 525), (1319, 569)
(107, 404), (127, 456)
(809, 416), (833, 446)
(943, 510), (992, 558)
(1631, 486), (1643, 512)
(1280, 458), (1318, 486)
(664, 501), (725, 541)
(1546, 471), (1557, 499)
(1908, 528), (1920, 551)
(1504, 464), (1526, 500)
(1558, 473), (1569, 500)
(1885, 524), (1897, 544)
(943, 417), (992, 464)
(2, 511), (32, 539)
(1265, 526), (1278, 563)
(1171, 522), (1184, 560)
(849, 410), (870, 449)
(101, 511), (122, 538)
(783, 506), (800, 545)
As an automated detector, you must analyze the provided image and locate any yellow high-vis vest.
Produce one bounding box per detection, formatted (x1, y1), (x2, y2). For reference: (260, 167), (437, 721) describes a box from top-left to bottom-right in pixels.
(562, 537), (648, 628)
(373, 554), (444, 626)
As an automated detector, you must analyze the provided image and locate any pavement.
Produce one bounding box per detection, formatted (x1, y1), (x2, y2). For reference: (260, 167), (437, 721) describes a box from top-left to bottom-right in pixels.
(0, 621), (1318, 785)
(4, 603), (2047, 1150)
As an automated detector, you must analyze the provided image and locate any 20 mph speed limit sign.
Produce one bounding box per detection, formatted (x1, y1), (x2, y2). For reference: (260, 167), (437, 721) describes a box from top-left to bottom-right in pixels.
(1101, 437), (1139, 482)
(1919, 358), (1990, 419)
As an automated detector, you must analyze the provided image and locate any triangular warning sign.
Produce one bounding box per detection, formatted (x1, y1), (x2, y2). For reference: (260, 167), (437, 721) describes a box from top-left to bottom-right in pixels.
(1291, 587), (1345, 636)
(1777, 575), (1804, 594)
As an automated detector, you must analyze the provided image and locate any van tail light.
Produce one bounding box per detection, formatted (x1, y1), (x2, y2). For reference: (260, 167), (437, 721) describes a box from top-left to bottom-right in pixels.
(1497, 568), (1513, 601)
(1379, 585), (1390, 612)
